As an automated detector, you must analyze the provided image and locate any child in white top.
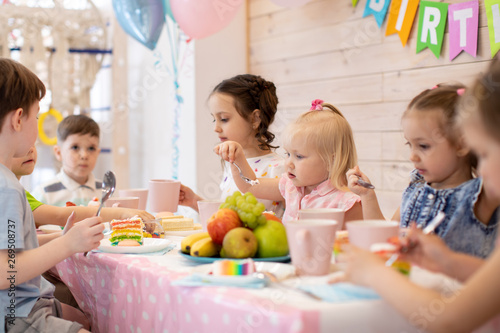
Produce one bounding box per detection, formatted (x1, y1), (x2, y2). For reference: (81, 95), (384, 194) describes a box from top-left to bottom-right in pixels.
(33, 115), (102, 207)
(179, 74), (285, 216)
(215, 99), (362, 225)
(343, 56), (500, 333)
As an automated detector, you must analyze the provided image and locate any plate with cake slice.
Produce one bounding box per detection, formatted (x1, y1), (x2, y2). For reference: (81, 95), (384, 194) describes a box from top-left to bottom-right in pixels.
(97, 238), (173, 254)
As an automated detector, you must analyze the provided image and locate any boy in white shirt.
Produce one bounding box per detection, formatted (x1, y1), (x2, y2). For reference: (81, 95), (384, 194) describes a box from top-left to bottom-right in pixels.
(0, 58), (103, 332)
(33, 115), (102, 207)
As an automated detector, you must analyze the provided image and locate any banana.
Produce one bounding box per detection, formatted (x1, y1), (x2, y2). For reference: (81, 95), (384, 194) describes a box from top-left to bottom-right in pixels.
(190, 238), (221, 257)
(180, 232), (210, 254)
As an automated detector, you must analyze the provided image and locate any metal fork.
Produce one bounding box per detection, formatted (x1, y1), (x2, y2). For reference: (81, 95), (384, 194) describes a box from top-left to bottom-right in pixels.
(232, 162), (260, 186)
(357, 177), (375, 189)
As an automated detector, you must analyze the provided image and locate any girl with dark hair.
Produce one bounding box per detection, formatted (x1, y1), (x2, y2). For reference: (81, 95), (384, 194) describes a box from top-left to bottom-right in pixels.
(179, 74), (285, 217)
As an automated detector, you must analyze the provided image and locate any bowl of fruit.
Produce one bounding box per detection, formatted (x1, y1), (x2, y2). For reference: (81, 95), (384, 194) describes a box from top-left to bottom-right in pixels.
(180, 192), (290, 263)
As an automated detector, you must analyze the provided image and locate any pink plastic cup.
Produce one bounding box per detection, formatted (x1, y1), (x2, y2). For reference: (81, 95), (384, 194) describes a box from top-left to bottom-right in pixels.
(285, 219), (339, 276)
(104, 196), (140, 209)
(298, 208), (345, 229)
(118, 188), (149, 210)
(197, 200), (223, 231)
(346, 220), (399, 250)
(148, 179), (181, 213)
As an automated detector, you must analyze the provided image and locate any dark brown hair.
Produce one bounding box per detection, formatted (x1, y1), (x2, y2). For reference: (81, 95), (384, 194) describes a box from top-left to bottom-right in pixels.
(0, 58), (46, 131)
(57, 114), (100, 142)
(405, 83), (466, 145)
(211, 74), (279, 150)
(459, 58), (500, 142)
(405, 83), (477, 169)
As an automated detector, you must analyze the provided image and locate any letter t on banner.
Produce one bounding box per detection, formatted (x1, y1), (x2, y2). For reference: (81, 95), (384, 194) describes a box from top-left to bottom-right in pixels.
(363, 0), (391, 28)
(448, 1), (479, 61)
(386, 0), (420, 47)
(485, 0), (500, 58)
(417, 1), (449, 58)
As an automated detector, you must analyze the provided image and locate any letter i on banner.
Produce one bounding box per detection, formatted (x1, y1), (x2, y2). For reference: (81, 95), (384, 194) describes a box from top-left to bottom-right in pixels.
(363, 0), (391, 28)
(448, 1), (479, 61)
(416, 1), (449, 58)
(385, 0), (420, 47)
(485, 0), (500, 58)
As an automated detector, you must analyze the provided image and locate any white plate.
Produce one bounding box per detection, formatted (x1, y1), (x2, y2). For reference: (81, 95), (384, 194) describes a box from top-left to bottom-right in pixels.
(97, 238), (173, 254)
(39, 224), (63, 234)
(164, 229), (204, 237)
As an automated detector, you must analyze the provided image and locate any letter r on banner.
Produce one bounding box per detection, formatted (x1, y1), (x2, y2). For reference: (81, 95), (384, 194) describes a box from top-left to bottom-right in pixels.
(416, 1), (449, 58)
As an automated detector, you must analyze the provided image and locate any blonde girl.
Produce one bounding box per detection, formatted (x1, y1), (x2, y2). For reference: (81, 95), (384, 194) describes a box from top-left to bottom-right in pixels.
(215, 99), (362, 225)
(179, 74), (285, 216)
(348, 84), (498, 258)
(344, 57), (500, 333)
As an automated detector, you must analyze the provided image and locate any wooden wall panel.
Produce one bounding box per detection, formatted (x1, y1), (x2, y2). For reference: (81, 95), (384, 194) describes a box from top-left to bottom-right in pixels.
(249, 0), (492, 217)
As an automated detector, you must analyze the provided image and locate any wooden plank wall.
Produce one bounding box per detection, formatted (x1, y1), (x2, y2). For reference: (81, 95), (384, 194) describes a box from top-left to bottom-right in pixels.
(249, 0), (492, 218)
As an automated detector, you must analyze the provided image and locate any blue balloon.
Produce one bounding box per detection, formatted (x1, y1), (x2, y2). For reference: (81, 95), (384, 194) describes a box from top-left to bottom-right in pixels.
(112, 0), (164, 50)
(161, 0), (175, 22)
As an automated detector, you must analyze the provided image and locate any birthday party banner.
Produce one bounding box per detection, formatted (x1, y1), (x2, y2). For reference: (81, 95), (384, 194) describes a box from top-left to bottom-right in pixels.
(352, 0), (500, 59)
(416, 1), (448, 58)
(448, 1), (479, 61)
(385, 0), (420, 47)
(363, 0), (392, 27)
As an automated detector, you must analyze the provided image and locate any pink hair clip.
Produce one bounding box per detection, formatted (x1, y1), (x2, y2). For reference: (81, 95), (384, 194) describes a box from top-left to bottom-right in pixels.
(457, 88), (465, 96)
(309, 99), (324, 111)
(431, 85), (439, 90)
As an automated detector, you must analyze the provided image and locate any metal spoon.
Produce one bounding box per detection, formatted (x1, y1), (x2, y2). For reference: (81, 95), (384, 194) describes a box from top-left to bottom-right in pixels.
(84, 170), (116, 256)
(385, 212), (446, 266)
(96, 170), (116, 216)
(232, 162), (260, 186)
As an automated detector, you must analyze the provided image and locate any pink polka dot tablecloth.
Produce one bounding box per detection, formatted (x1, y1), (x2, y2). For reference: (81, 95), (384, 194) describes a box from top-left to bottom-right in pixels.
(55, 250), (321, 333)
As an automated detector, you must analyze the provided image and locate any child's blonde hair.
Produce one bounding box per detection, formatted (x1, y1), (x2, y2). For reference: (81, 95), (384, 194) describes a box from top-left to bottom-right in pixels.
(281, 102), (357, 189)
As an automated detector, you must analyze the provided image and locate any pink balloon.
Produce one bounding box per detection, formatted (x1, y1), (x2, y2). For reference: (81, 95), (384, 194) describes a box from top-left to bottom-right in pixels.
(170, 0), (243, 39)
(270, 0), (312, 7)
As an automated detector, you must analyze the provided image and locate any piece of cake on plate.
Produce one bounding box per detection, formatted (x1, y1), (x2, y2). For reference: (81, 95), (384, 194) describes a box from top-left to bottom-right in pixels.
(156, 212), (200, 231)
(212, 258), (255, 276)
(109, 217), (144, 246)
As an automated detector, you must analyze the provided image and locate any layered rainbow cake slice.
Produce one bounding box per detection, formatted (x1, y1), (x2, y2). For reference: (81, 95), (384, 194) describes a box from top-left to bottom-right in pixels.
(109, 217), (144, 246)
(212, 259), (255, 276)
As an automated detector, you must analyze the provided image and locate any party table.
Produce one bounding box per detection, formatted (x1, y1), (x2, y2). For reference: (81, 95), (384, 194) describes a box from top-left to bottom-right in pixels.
(54, 237), (499, 333)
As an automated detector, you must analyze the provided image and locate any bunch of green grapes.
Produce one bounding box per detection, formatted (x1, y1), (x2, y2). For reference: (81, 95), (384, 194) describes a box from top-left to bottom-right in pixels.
(219, 191), (266, 229)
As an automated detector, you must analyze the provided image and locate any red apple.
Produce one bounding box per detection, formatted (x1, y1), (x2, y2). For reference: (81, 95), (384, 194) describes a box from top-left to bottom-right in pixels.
(207, 209), (242, 244)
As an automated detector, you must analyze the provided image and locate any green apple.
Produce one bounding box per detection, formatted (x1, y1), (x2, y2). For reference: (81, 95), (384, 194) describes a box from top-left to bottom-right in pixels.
(253, 220), (289, 258)
(222, 227), (258, 258)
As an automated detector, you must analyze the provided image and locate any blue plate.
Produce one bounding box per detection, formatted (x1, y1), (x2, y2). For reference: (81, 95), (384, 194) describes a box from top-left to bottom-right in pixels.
(178, 250), (291, 263)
